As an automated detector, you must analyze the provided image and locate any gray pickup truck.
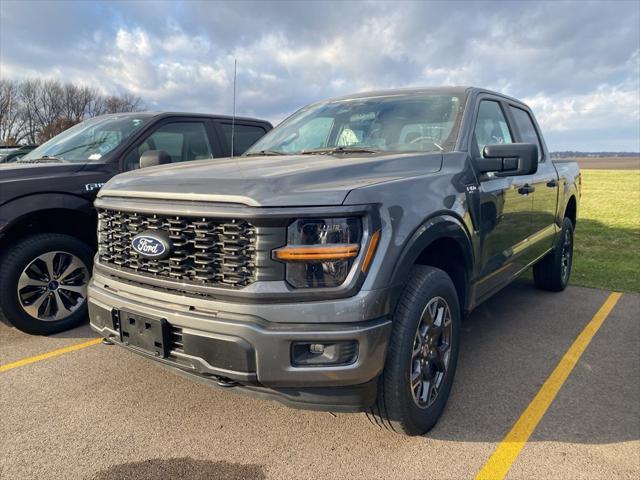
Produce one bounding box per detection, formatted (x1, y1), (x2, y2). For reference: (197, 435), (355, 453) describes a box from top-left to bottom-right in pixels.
(89, 87), (580, 435)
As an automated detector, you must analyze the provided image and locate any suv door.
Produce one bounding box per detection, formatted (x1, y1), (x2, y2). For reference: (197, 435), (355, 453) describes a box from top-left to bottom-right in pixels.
(508, 105), (559, 260)
(122, 119), (222, 171)
(472, 98), (535, 299)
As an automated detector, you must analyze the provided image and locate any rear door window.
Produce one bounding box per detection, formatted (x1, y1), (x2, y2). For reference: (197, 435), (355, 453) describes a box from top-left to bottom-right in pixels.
(219, 123), (268, 156)
(509, 106), (543, 161)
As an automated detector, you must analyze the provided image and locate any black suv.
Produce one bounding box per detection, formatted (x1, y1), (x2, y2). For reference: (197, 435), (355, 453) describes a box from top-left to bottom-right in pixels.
(0, 112), (271, 334)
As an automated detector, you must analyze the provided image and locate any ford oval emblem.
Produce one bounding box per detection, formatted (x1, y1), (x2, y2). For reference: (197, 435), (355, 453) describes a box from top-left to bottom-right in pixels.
(131, 231), (172, 259)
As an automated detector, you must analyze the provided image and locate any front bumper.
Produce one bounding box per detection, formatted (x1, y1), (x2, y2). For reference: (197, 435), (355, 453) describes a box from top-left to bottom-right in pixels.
(88, 270), (393, 411)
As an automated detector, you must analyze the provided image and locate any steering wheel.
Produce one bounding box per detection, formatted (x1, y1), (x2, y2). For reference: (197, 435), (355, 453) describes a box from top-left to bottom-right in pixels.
(407, 135), (443, 151)
(409, 135), (437, 145)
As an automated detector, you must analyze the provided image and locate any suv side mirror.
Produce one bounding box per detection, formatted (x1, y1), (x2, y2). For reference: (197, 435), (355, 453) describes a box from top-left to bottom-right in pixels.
(477, 143), (538, 177)
(139, 150), (171, 169)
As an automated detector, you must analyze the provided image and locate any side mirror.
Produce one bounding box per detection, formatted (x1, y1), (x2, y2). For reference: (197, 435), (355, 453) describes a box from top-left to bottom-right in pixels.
(477, 143), (538, 177)
(139, 150), (171, 169)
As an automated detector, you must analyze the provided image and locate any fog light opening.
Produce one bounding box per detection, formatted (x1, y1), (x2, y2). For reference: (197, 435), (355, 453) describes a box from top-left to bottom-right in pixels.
(291, 341), (358, 366)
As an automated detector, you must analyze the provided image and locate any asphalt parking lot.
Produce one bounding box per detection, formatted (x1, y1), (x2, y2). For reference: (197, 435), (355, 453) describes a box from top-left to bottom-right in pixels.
(1, 280), (638, 480)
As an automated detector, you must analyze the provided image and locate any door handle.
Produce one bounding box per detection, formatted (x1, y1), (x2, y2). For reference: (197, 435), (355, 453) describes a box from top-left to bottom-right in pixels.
(518, 184), (535, 195)
(546, 179), (558, 188)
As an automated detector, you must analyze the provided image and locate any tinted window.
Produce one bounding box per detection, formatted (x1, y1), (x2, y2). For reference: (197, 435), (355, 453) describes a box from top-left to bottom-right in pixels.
(474, 101), (513, 158)
(125, 122), (213, 170)
(220, 123), (267, 156)
(510, 106), (543, 161)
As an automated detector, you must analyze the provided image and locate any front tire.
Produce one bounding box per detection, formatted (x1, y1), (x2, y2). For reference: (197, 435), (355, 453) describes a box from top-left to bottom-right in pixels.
(533, 217), (574, 292)
(0, 233), (93, 335)
(369, 266), (461, 435)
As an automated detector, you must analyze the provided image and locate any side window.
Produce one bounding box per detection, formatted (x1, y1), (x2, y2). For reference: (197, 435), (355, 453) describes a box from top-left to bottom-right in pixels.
(219, 123), (267, 156)
(124, 122), (213, 170)
(509, 106), (543, 161)
(474, 101), (513, 158)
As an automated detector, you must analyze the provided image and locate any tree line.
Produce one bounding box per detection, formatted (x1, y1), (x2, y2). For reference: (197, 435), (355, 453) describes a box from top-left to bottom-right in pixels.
(0, 79), (145, 145)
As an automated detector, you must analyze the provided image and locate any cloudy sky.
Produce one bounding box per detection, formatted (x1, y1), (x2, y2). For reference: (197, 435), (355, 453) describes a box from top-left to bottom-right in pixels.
(1, 0), (638, 151)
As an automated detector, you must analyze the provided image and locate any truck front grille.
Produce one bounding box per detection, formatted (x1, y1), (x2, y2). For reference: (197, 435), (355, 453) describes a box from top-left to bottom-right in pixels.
(97, 209), (257, 288)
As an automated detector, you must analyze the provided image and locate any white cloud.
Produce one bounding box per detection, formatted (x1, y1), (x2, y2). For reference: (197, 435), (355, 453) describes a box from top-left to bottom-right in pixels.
(115, 28), (152, 57)
(1, 0), (638, 150)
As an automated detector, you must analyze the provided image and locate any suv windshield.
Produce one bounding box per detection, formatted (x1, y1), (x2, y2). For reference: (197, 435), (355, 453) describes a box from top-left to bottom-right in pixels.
(20, 115), (152, 163)
(247, 93), (465, 156)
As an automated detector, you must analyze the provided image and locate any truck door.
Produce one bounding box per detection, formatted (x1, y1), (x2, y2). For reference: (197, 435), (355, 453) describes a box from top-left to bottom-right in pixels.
(508, 105), (559, 261)
(472, 99), (535, 299)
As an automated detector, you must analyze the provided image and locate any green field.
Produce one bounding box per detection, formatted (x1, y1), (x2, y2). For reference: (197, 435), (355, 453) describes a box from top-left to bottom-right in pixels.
(571, 169), (640, 293)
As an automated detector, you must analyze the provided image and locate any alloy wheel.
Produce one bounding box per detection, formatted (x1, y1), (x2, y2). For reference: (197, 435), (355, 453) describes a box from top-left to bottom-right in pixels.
(410, 296), (453, 408)
(17, 251), (89, 322)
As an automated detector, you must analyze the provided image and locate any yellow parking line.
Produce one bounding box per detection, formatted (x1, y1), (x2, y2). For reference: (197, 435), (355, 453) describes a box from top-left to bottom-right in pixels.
(475, 292), (623, 480)
(0, 338), (102, 373)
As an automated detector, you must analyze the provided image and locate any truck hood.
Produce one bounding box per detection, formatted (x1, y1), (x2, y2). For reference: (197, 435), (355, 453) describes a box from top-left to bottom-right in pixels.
(99, 152), (443, 207)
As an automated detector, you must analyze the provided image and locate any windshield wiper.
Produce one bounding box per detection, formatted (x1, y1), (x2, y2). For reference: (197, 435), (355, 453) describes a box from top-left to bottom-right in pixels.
(300, 146), (381, 155)
(244, 150), (286, 156)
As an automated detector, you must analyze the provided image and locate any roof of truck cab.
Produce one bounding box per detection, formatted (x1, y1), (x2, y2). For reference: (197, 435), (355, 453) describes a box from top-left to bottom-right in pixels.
(90, 111), (272, 125)
(320, 86), (524, 105)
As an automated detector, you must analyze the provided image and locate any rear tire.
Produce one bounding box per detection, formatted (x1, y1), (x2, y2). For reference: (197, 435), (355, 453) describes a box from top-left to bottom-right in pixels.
(0, 233), (93, 335)
(533, 217), (574, 292)
(368, 266), (460, 435)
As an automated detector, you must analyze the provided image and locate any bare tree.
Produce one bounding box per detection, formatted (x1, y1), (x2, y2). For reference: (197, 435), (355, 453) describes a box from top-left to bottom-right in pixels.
(0, 80), (24, 145)
(0, 78), (145, 144)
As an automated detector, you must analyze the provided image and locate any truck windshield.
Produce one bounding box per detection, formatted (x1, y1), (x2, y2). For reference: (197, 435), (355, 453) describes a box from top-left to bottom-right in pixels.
(20, 115), (152, 163)
(247, 93), (465, 156)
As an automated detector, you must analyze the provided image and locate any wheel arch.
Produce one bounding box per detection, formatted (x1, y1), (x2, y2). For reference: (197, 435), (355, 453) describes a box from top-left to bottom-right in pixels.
(564, 195), (577, 227)
(0, 194), (96, 250)
(390, 214), (474, 313)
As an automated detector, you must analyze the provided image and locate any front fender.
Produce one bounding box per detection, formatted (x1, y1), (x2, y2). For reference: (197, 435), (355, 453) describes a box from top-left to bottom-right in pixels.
(390, 213), (474, 290)
(0, 193), (94, 235)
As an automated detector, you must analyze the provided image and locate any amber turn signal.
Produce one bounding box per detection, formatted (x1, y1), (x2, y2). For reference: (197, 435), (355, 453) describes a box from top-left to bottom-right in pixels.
(361, 230), (380, 272)
(275, 244), (360, 262)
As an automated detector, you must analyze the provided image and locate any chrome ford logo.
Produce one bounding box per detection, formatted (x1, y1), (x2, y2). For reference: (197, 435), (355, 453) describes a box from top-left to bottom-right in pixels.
(131, 231), (172, 259)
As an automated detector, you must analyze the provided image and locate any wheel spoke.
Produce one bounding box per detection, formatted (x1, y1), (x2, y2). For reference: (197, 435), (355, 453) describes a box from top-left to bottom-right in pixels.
(58, 284), (86, 294)
(411, 363), (422, 390)
(434, 306), (444, 327)
(427, 300), (438, 321)
(39, 252), (57, 281)
(53, 291), (72, 320)
(412, 337), (422, 359)
(438, 342), (450, 356)
(58, 256), (86, 282)
(420, 379), (430, 403)
(23, 291), (49, 318)
(18, 271), (48, 291)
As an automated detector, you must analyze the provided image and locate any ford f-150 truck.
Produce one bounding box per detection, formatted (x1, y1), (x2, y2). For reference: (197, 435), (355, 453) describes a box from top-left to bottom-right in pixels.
(88, 87), (580, 435)
(0, 112), (272, 334)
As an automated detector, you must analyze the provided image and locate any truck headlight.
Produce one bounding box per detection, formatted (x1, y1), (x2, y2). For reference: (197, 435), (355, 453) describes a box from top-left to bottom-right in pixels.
(274, 217), (368, 288)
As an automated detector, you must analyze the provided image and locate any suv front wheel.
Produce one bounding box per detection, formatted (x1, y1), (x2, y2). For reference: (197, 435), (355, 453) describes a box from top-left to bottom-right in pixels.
(0, 233), (93, 335)
(369, 265), (461, 435)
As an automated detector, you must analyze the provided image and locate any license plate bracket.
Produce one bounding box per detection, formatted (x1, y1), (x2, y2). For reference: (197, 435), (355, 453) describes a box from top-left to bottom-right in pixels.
(119, 312), (169, 358)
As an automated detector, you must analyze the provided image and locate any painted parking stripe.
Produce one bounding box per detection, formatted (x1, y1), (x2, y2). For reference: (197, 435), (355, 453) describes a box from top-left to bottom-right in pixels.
(0, 338), (102, 373)
(475, 292), (623, 480)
